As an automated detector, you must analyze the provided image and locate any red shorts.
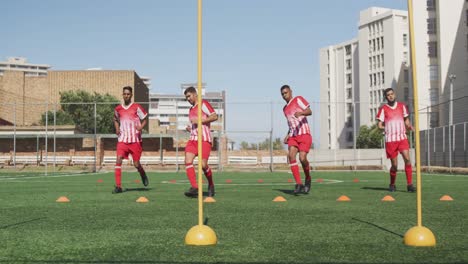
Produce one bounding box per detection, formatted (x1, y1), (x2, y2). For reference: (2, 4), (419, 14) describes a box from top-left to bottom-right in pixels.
(117, 142), (143, 161)
(185, 140), (212, 160)
(287, 134), (312, 153)
(385, 139), (410, 159)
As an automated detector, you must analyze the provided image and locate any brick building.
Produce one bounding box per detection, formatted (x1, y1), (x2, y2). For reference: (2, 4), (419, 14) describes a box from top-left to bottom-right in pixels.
(0, 70), (149, 126)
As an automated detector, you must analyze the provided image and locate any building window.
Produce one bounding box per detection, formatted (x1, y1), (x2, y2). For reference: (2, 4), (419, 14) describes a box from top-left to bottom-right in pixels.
(428, 41), (438, 57)
(427, 18), (437, 34)
(328, 78), (330, 88)
(466, 10), (468, 26)
(377, 56), (381, 68)
(404, 87), (409, 100)
(403, 34), (408, 46)
(369, 75), (373, 86)
(381, 54), (384, 67)
(427, 0), (436, 11)
(347, 88), (352, 99)
(377, 38), (380, 50)
(345, 45), (351, 55)
(347, 132), (353, 142)
(373, 73), (377, 86)
(369, 58), (372, 70)
(346, 117), (353, 128)
(381, 37), (384, 49)
(403, 52), (408, 64)
(404, 70), (409, 83)
(429, 88), (439, 104)
(373, 39), (376, 51)
(347, 103), (352, 113)
(346, 73), (352, 84)
(346, 59), (352, 70)
(382, 72), (385, 85)
(429, 65), (439, 80)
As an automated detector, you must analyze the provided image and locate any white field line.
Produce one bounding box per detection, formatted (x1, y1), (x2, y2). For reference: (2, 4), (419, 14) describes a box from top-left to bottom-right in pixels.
(161, 179), (343, 186)
(0, 172), (106, 181)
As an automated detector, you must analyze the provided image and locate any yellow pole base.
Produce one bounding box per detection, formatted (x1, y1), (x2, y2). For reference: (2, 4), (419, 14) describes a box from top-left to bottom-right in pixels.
(185, 225), (217, 246)
(403, 226), (436, 247)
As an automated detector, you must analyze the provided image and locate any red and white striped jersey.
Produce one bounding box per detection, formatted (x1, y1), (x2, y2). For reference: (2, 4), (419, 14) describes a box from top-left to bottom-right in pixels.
(114, 103), (148, 143)
(376, 102), (409, 142)
(283, 96), (311, 137)
(189, 100), (216, 143)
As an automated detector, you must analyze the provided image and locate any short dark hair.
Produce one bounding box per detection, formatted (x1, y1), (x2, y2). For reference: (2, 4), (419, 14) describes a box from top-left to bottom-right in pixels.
(123, 86), (133, 93)
(384, 88), (394, 97)
(184, 86), (197, 95)
(280, 85), (290, 91)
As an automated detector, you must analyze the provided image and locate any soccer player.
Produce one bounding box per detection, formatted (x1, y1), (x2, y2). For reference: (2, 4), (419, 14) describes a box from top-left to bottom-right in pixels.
(376, 88), (415, 192)
(281, 85), (313, 194)
(112, 86), (149, 194)
(183, 86), (218, 198)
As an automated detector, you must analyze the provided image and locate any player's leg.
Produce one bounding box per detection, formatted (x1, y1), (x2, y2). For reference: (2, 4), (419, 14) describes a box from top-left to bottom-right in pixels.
(298, 134), (313, 193)
(389, 157), (398, 192)
(201, 142), (215, 197)
(287, 141), (303, 194)
(131, 143), (148, 187)
(400, 147), (415, 192)
(184, 140), (198, 197)
(113, 142), (126, 193)
(386, 141), (398, 192)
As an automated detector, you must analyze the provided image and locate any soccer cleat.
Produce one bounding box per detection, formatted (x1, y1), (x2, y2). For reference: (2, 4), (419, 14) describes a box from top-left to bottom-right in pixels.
(293, 184), (305, 195)
(184, 187), (198, 198)
(304, 178), (311, 194)
(141, 174), (149, 187)
(112, 186), (123, 194)
(407, 184), (416, 193)
(389, 184), (396, 192)
(208, 185), (215, 197)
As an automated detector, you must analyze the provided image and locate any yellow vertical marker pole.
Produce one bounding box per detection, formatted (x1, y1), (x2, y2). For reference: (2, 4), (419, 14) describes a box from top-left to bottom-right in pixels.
(403, 0), (436, 247)
(185, 0), (217, 246)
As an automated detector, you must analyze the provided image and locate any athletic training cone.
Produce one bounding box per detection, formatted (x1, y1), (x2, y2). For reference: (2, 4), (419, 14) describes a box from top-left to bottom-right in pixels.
(136, 197), (149, 203)
(381, 195), (395, 202)
(204, 197), (216, 203)
(273, 196), (287, 202)
(337, 195), (351, 202)
(439, 195), (453, 201)
(316, 178), (324, 183)
(56, 196), (70, 203)
(353, 178), (359, 183)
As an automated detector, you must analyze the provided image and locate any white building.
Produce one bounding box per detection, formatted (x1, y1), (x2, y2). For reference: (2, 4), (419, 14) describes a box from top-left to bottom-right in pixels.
(319, 39), (359, 149)
(413, 0), (468, 129)
(149, 84), (225, 135)
(0, 57), (50, 76)
(319, 7), (410, 149)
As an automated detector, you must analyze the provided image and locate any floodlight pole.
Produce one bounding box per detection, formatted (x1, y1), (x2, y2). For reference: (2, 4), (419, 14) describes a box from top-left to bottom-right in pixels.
(448, 74), (456, 172)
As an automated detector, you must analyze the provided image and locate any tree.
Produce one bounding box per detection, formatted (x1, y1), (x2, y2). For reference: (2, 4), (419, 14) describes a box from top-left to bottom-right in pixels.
(41, 90), (119, 133)
(356, 124), (383, 148)
(239, 138), (284, 150)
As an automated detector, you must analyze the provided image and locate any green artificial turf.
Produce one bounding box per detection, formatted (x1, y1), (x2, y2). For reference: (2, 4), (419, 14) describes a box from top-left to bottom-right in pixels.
(0, 170), (467, 263)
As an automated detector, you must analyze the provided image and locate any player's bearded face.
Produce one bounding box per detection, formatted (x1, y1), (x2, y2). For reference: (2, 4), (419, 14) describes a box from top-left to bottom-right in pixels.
(123, 91), (132, 104)
(185, 92), (197, 105)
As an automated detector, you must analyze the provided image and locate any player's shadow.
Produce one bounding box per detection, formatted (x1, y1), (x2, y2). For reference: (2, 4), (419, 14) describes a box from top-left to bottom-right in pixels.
(352, 217), (403, 238)
(361, 187), (406, 193)
(274, 188), (297, 195)
(0, 217), (45, 229)
(361, 187), (390, 191)
(124, 187), (152, 192)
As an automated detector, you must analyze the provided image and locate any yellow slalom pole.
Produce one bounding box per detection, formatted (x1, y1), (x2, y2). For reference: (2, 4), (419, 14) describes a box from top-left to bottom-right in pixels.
(185, 0), (217, 246)
(403, 0), (436, 246)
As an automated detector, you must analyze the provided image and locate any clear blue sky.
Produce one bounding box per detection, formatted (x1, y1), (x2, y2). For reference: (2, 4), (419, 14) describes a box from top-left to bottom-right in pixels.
(2, 0), (408, 145)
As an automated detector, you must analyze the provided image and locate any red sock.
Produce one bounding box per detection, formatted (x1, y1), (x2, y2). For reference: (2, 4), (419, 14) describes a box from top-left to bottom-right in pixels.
(289, 160), (302, 184)
(405, 164), (413, 185)
(185, 163), (198, 188)
(302, 161), (311, 181)
(203, 166), (214, 186)
(136, 164), (146, 177)
(390, 168), (397, 185)
(115, 164), (122, 188)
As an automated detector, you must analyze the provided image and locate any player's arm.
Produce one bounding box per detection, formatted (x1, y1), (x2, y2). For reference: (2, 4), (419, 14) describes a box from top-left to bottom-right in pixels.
(113, 111), (120, 136)
(377, 120), (385, 130)
(404, 117), (413, 131)
(294, 107), (312, 118)
(283, 129), (290, 144)
(137, 116), (148, 131)
(202, 112), (218, 124)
